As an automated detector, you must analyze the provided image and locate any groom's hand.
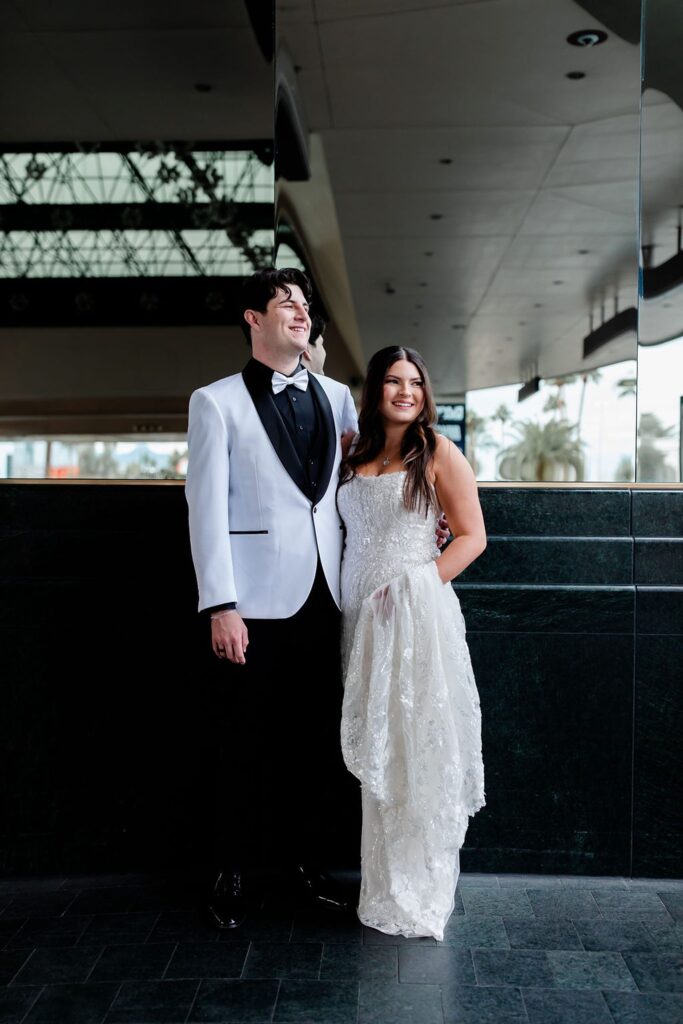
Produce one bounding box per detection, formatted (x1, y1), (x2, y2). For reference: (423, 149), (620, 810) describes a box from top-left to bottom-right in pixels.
(211, 610), (249, 665)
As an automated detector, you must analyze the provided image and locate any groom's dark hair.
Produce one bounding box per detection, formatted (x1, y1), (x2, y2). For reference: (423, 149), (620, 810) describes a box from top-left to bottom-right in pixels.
(240, 267), (313, 343)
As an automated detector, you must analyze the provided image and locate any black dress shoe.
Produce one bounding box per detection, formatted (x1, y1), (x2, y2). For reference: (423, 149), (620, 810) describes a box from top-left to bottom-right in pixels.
(208, 868), (247, 929)
(296, 864), (352, 912)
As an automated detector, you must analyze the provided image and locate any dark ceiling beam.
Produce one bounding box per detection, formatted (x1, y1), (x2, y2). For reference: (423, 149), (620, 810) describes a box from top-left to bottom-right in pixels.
(0, 141), (274, 163)
(0, 277), (247, 327)
(0, 202), (273, 232)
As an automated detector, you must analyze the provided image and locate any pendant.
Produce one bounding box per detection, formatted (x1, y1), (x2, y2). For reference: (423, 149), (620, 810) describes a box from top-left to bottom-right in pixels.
(382, 457), (391, 466)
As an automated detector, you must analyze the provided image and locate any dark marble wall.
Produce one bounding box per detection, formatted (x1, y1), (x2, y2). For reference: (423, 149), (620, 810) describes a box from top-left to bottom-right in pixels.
(0, 484), (680, 876)
(456, 487), (682, 877)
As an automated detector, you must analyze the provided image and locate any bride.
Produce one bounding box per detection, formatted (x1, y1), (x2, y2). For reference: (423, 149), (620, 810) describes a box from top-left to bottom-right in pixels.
(337, 345), (486, 940)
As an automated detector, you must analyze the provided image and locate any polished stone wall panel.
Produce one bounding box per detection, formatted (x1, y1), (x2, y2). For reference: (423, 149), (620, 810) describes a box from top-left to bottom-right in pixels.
(632, 490), (683, 538)
(0, 484), (680, 876)
(636, 587), (683, 634)
(634, 539), (683, 585)
(479, 489), (630, 537)
(455, 585), (634, 634)
(459, 537), (633, 586)
(631, 634), (683, 877)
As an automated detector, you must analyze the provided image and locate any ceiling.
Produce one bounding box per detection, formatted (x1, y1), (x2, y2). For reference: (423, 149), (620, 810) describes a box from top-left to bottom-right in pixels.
(0, 0), (272, 141)
(279, 0), (643, 394)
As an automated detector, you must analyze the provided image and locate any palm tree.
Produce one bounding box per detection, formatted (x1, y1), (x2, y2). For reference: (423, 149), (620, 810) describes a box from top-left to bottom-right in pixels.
(492, 404), (511, 448)
(576, 369), (602, 443)
(498, 419), (585, 482)
(616, 377), (637, 400)
(465, 411), (495, 477)
(637, 413), (676, 482)
(543, 375), (577, 420)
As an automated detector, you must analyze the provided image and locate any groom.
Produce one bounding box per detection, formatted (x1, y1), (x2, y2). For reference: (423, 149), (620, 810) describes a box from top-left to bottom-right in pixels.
(185, 267), (358, 928)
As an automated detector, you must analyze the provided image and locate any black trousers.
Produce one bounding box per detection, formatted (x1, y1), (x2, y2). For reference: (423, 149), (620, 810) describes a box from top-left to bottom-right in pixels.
(210, 561), (360, 871)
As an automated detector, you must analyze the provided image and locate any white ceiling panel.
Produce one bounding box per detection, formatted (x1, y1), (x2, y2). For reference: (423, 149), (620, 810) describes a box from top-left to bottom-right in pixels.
(321, 126), (568, 194)
(336, 190), (535, 239)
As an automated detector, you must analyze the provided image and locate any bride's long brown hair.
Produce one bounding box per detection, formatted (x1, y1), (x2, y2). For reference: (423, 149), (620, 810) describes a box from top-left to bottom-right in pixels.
(340, 346), (438, 515)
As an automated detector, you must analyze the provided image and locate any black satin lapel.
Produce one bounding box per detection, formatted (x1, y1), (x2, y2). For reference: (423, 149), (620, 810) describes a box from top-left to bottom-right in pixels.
(241, 365), (310, 496)
(309, 375), (337, 502)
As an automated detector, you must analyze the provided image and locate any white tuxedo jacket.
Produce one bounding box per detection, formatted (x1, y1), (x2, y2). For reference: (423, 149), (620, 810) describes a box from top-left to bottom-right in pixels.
(185, 365), (358, 618)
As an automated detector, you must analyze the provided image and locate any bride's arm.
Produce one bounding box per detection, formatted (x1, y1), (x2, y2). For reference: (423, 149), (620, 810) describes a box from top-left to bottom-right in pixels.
(432, 435), (487, 584)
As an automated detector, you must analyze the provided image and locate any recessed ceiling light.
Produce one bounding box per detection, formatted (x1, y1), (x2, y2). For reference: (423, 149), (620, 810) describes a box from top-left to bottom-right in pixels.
(534, 303), (543, 308)
(439, 158), (452, 165)
(518, 321), (527, 326)
(578, 249), (591, 254)
(430, 214), (443, 220)
(424, 251), (433, 257)
(567, 29), (608, 47)
(194, 82), (213, 92)
(452, 324), (466, 330)
(553, 280), (564, 285)
(419, 282), (428, 287)
(566, 71), (586, 80)
(415, 304), (423, 309)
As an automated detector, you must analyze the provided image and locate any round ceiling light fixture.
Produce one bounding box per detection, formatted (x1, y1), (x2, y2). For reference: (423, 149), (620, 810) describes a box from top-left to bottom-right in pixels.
(567, 29), (607, 47)
(566, 71), (586, 80)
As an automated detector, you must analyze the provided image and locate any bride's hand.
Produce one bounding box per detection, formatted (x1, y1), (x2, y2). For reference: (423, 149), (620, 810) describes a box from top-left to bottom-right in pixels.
(435, 513), (450, 548)
(371, 584), (394, 621)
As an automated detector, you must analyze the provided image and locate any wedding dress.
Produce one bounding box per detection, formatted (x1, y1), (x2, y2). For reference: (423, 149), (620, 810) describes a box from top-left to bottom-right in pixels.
(338, 470), (485, 940)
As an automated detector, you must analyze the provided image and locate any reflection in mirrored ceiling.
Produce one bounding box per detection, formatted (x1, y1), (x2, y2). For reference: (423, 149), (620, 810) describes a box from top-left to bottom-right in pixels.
(638, 0), (683, 482)
(0, 1), (276, 478)
(276, 0), (642, 482)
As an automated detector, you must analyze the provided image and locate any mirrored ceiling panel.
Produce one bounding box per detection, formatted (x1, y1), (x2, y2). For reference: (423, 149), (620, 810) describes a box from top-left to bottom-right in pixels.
(637, 0), (683, 482)
(276, 0), (641, 482)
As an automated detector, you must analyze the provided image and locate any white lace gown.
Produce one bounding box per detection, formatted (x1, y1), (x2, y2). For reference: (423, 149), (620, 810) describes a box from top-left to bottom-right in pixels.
(337, 471), (485, 940)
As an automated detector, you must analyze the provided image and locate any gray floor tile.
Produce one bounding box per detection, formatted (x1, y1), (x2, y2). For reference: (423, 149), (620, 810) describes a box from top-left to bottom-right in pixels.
(592, 892), (670, 918)
(79, 913), (159, 946)
(644, 920), (683, 952)
(574, 918), (656, 952)
(498, 874), (564, 889)
(242, 942), (323, 980)
(11, 946), (104, 986)
(441, 984), (526, 1024)
(504, 918), (583, 950)
(604, 991), (683, 1023)
(23, 983), (118, 1023)
(561, 877), (628, 889)
(291, 911), (362, 945)
(660, 894), (683, 921)
(6, 915), (92, 949)
(320, 944), (396, 981)
(188, 978), (280, 1022)
(527, 890), (600, 919)
(275, 980), (358, 1023)
(437, 915), (509, 949)
(358, 980), (443, 1024)
(398, 946), (474, 985)
(546, 950), (637, 991)
(0, 951), (33, 986)
(0, 986), (42, 1024)
(104, 979), (199, 1023)
(627, 879), (683, 893)
(164, 941), (249, 979)
(460, 890), (534, 919)
(522, 988), (613, 1023)
(88, 943), (174, 983)
(457, 873), (500, 888)
(362, 926), (435, 947)
(623, 953), (683, 993)
(472, 949), (555, 987)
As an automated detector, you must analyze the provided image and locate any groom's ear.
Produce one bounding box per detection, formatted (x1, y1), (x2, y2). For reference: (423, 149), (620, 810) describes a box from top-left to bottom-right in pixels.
(301, 348), (312, 366)
(244, 309), (260, 332)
